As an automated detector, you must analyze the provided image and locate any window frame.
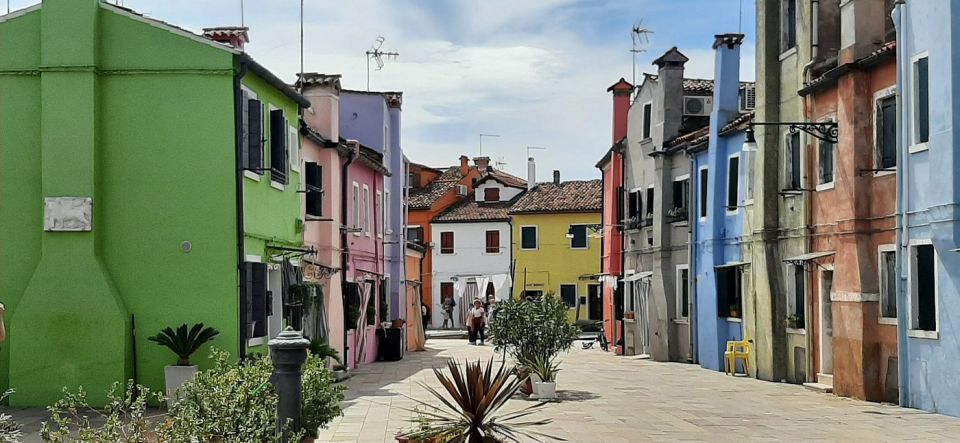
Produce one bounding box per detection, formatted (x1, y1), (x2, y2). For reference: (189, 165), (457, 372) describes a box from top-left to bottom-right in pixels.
(780, 0), (797, 54)
(559, 283), (578, 309)
(362, 184), (371, 237)
(671, 174), (690, 223)
(698, 166), (709, 222)
(726, 153), (740, 214)
(645, 185), (655, 219)
(569, 224), (589, 250)
(352, 182), (361, 236)
(288, 124), (300, 173)
(439, 231), (455, 255)
(785, 264), (806, 329)
(878, 244), (898, 325)
(641, 102), (653, 140)
(406, 225), (423, 244)
(483, 187), (501, 202)
(783, 131), (803, 192)
(519, 225), (539, 250)
(910, 52), (930, 153)
(485, 230), (501, 254)
(676, 264), (689, 321)
(376, 190), (383, 239)
(304, 161), (323, 217)
(816, 117), (836, 191)
(908, 239), (939, 339)
(385, 190), (392, 234)
(268, 105), (288, 188)
(873, 86), (898, 175)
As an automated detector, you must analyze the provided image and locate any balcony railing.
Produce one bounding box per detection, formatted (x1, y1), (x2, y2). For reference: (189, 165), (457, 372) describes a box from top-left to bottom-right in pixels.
(666, 207), (688, 224)
(640, 215), (653, 227)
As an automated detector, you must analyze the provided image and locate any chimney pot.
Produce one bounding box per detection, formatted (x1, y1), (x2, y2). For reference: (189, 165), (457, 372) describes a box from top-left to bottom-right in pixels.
(473, 156), (490, 174)
(553, 170), (560, 185)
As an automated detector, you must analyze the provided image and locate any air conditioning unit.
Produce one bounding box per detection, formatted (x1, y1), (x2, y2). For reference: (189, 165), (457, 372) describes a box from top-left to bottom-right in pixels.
(683, 96), (712, 116)
(456, 184), (468, 196)
(739, 85), (756, 112)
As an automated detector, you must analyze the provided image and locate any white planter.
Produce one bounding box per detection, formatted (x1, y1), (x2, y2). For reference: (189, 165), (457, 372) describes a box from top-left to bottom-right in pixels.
(164, 365), (198, 407)
(528, 373), (542, 397)
(535, 381), (557, 400)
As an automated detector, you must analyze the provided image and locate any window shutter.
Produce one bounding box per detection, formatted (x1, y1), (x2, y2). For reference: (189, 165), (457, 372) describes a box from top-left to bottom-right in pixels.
(270, 109), (288, 184)
(305, 162), (322, 216)
(247, 99), (263, 172)
(727, 157), (739, 208)
(249, 262), (268, 338)
(240, 91), (250, 169)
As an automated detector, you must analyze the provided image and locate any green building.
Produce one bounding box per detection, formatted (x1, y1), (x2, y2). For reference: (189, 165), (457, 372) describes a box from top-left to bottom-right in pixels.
(0, 0), (308, 406)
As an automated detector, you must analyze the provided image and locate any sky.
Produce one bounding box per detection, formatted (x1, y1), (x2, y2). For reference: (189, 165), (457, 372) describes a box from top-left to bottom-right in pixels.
(9, 0), (755, 181)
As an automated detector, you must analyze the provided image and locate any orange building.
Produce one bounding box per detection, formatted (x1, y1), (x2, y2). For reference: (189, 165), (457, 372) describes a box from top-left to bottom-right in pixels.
(406, 155), (482, 327)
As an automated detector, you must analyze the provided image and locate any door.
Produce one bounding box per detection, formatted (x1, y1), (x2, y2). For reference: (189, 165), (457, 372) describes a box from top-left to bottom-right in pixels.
(588, 284), (603, 321)
(820, 270), (834, 375)
(636, 280), (652, 357)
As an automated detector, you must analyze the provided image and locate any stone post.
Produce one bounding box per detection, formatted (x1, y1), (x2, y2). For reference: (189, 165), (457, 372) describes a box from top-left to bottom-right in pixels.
(269, 326), (310, 441)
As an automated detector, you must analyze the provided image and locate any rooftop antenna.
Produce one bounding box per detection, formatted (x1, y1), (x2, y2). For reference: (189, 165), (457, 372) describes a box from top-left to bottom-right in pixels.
(630, 21), (653, 96)
(479, 133), (500, 156)
(240, 0), (244, 28)
(299, 0), (304, 95)
(365, 35), (400, 91)
(494, 156), (508, 170)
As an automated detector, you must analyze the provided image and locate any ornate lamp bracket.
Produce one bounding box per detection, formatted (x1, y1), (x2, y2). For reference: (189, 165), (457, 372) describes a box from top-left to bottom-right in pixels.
(751, 121), (838, 144)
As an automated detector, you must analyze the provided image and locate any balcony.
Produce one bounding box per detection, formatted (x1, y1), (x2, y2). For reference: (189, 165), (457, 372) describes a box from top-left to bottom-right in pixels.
(666, 207), (688, 224)
(640, 214), (653, 228)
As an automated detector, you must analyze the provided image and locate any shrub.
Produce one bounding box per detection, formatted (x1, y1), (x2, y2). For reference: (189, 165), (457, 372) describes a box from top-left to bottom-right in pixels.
(0, 389), (22, 443)
(488, 295), (580, 364)
(302, 355), (346, 438)
(40, 381), (165, 442)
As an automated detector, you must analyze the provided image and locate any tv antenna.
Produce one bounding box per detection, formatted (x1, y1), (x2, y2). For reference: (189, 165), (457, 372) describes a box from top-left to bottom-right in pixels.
(365, 35), (400, 91)
(479, 133), (500, 156)
(494, 156), (508, 170)
(630, 21), (653, 94)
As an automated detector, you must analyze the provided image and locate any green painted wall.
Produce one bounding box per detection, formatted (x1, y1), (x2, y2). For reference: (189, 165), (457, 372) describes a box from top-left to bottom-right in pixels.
(0, 0), (300, 406)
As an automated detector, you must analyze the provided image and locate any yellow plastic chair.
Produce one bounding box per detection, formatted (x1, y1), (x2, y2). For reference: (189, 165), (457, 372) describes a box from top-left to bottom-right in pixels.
(723, 340), (750, 376)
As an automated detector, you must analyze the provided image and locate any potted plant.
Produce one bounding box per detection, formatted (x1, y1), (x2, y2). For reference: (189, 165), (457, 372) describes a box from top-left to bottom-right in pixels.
(525, 354), (560, 401)
(147, 323), (219, 407)
(786, 314), (804, 329)
(397, 358), (555, 442)
(728, 304), (740, 318)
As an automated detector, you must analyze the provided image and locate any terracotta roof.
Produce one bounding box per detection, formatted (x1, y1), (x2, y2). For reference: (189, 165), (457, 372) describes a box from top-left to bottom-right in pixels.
(297, 73), (342, 90)
(433, 195), (520, 223)
(509, 179), (602, 214)
(476, 169), (526, 189)
(669, 112), (754, 151)
(640, 76), (755, 95)
(407, 167), (463, 210)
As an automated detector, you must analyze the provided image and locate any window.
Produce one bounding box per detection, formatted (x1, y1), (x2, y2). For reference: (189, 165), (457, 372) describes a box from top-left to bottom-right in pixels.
(913, 55), (929, 146)
(305, 162), (323, 217)
(677, 266), (689, 320)
(242, 261), (268, 340)
(699, 167), (709, 219)
(441, 282), (454, 299)
(241, 93), (263, 173)
(670, 177), (689, 222)
(642, 103), (652, 139)
(376, 191), (383, 238)
(628, 190), (641, 219)
(879, 246), (897, 320)
(645, 187), (655, 217)
(910, 243), (937, 333)
(818, 136), (835, 186)
(781, 0), (797, 52)
(440, 232), (454, 254)
(717, 267), (742, 318)
(559, 284), (577, 308)
(484, 187), (500, 202)
(352, 183), (360, 234)
(569, 225), (588, 249)
(485, 230), (500, 254)
(787, 265), (805, 328)
(270, 109), (289, 184)
(362, 185), (370, 236)
(406, 226), (423, 244)
(288, 125), (300, 172)
(520, 226), (538, 250)
(785, 132), (802, 190)
(385, 190), (391, 233)
(407, 172), (416, 188)
(727, 155), (740, 211)
(876, 95), (897, 169)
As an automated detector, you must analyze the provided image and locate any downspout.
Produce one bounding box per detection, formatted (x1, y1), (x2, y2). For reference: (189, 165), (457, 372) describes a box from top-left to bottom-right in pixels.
(801, 0), (820, 383)
(340, 148), (357, 361)
(234, 60), (249, 359)
(619, 148), (628, 347)
(686, 145), (698, 363)
(892, 0), (909, 407)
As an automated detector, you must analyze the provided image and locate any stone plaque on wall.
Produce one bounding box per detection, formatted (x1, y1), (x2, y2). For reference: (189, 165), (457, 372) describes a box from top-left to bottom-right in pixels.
(44, 197), (92, 231)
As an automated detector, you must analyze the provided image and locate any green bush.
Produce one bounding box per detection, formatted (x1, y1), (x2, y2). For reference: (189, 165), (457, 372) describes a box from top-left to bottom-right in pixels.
(0, 389), (23, 443)
(40, 381), (165, 442)
(302, 355), (346, 438)
(488, 295), (581, 365)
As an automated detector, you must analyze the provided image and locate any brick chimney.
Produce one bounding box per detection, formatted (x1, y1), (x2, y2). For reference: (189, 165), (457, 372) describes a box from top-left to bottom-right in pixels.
(652, 47), (689, 141)
(607, 78), (634, 143)
(553, 170), (561, 185)
(459, 155), (470, 176)
(473, 156), (490, 175)
(202, 27), (249, 50)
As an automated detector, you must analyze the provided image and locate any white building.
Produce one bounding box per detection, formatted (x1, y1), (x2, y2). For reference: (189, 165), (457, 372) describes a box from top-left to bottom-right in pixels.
(429, 167), (526, 328)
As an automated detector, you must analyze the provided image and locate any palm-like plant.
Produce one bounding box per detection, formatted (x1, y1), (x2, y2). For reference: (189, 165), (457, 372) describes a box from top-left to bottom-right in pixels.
(148, 323), (219, 366)
(400, 358), (560, 442)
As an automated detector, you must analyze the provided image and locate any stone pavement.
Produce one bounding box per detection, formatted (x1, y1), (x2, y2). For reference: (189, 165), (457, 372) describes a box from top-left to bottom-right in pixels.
(318, 340), (960, 442)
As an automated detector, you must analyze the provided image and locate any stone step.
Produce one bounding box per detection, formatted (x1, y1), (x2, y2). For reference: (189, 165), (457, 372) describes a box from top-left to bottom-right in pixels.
(803, 382), (834, 394)
(817, 373), (834, 386)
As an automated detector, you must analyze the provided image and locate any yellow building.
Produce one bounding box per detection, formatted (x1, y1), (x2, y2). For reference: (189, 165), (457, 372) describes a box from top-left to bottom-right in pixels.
(510, 178), (602, 322)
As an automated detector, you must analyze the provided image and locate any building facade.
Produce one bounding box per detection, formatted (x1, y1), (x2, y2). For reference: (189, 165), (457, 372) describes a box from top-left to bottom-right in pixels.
(0, 0), (308, 406)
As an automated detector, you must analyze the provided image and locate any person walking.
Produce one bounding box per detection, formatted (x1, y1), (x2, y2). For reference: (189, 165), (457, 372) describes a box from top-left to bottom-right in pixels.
(420, 299), (430, 330)
(441, 295), (456, 329)
(468, 299), (486, 345)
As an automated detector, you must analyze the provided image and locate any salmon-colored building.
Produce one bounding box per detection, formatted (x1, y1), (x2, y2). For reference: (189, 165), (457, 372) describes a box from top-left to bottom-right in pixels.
(406, 156), (481, 326)
(800, 23), (898, 401)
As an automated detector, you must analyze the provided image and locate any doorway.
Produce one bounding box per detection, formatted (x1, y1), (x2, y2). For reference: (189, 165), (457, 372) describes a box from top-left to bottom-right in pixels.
(587, 284), (602, 321)
(635, 280), (652, 357)
(819, 270), (834, 377)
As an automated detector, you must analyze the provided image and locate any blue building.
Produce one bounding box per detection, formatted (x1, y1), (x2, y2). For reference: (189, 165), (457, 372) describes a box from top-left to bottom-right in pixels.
(894, 1), (960, 417)
(675, 34), (752, 372)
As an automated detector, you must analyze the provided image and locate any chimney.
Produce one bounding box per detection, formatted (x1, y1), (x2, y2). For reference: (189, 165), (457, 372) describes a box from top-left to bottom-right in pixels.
(553, 170), (560, 185)
(202, 27), (249, 50)
(839, 0), (888, 63)
(607, 78), (634, 143)
(386, 92), (402, 154)
(298, 73), (342, 141)
(459, 155), (470, 176)
(652, 47), (689, 140)
(473, 156), (490, 175)
(527, 157), (536, 190)
(347, 139), (361, 158)
(712, 34), (745, 122)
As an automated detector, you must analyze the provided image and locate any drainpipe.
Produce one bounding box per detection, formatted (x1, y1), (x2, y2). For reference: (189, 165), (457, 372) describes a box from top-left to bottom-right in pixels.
(800, 0), (820, 383)
(892, 0), (909, 407)
(802, 0), (821, 83)
(234, 61), (249, 359)
(686, 146), (698, 363)
(340, 148), (357, 362)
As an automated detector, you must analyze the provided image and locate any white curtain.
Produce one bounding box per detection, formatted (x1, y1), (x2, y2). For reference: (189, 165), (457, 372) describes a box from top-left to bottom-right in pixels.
(476, 276), (491, 301)
(491, 273), (512, 300)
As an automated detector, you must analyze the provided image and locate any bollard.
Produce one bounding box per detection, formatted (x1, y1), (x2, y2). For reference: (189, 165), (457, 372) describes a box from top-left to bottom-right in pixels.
(269, 326), (311, 442)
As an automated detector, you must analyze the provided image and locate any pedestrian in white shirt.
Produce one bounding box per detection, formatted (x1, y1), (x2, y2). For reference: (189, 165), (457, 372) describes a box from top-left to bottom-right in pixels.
(467, 300), (486, 345)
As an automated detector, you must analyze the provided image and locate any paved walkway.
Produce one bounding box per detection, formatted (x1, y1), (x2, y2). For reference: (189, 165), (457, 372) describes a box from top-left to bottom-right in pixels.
(318, 340), (960, 442)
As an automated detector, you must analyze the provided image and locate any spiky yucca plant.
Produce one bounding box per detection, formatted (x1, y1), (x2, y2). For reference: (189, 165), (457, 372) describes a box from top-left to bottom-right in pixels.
(148, 323), (220, 366)
(400, 358), (560, 443)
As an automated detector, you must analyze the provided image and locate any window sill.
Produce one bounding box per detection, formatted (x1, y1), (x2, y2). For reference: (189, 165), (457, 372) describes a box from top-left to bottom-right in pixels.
(873, 169), (897, 178)
(908, 329), (939, 340)
(724, 317), (742, 323)
(673, 318), (689, 325)
(816, 182), (835, 192)
(247, 337), (266, 347)
(786, 327), (806, 335)
(482, 251), (503, 256)
(878, 317), (898, 326)
(725, 209), (739, 216)
(909, 143), (929, 154)
(570, 247), (589, 251)
(779, 46), (798, 61)
(520, 247), (538, 251)
(270, 181), (285, 191)
(244, 170), (262, 182)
